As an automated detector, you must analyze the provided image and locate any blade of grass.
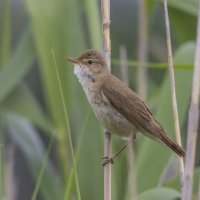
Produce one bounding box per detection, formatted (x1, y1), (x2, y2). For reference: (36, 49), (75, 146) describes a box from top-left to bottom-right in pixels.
(164, 0), (184, 182)
(0, 28), (34, 103)
(0, 0), (10, 66)
(51, 49), (81, 200)
(138, 187), (180, 200)
(24, 0), (85, 128)
(64, 109), (91, 200)
(111, 59), (193, 69)
(6, 113), (62, 200)
(3, 84), (50, 132)
(31, 131), (56, 200)
(84, 0), (101, 49)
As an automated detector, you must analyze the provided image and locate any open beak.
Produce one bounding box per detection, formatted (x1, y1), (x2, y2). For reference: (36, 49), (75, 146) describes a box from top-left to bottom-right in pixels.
(64, 57), (79, 64)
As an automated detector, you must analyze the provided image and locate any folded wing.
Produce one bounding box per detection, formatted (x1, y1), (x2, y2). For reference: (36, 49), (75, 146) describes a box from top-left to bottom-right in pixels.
(101, 75), (158, 136)
(101, 75), (185, 157)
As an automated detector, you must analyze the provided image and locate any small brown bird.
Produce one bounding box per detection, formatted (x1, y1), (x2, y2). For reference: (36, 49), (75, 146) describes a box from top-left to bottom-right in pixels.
(65, 49), (185, 164)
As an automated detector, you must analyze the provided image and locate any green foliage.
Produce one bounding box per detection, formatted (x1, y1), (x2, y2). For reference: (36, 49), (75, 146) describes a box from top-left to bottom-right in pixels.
(0, 0), (199, 199)
(165, 168), (200, 198)
(52, 50), (81, 200)
(155, 0), (198, 43)
(138, 187), (180, 200)
(136, 42), (194, 193)
(6, 113), (63, 200)
(157, 0), (198, 16)
(0, 29), (33, 103)
(0, 0), (10, 66)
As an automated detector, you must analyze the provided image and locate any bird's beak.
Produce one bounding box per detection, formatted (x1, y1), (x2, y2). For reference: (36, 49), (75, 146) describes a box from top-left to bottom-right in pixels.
(64, 57), (79, 64)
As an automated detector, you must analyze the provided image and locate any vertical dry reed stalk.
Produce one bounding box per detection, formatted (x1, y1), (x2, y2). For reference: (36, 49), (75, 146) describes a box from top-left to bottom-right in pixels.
(101, 0), (111, 200)
(182, 2), (200, 200)
(198, 182), (200, 200)
(5, 145), (17, 200)
(120, 46), (137, 200)
(120, 46), (129, 85)
(137, 0), (148, 100)
(163, 0), (184, 181)
(101, 0), (111, 69)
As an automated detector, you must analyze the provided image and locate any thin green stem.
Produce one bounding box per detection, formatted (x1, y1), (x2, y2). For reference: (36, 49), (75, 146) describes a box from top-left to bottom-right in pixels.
(0, 0), (10, 66)
(112, 59), (193, 69)
(51, 49), (81, 200)
(64, 109), (90, 200)
(31, 131), (56, 200)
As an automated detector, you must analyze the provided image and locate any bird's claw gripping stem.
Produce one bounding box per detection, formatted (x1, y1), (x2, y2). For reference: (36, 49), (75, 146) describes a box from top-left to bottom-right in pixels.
(102, 156), (114, 166)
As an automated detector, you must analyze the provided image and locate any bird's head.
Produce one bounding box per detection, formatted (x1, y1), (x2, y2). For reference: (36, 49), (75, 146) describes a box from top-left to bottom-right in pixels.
(65, 49), (109, 81)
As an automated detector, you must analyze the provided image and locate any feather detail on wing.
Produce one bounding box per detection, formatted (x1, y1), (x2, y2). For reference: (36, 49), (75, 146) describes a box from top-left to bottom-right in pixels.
(101, 75), (185, 157)
(101, 75), (158, 136)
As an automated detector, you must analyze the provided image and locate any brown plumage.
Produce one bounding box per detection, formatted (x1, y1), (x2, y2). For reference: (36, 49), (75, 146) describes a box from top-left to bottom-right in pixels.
(101, 75), (185, 157)
(65, 49), (185, 158)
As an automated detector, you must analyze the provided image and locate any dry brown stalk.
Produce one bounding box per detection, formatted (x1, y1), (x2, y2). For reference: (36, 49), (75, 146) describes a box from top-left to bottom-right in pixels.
(198, 182), (200, 200)
(103, 131), (112, 200)
(120, 46), (129, 85)
(163, 0), (184, 181)
(182, 2), (200, 200)
(101, 0), (111, 69)
(5, 145), (17, 200)
(137, 0), (148, 100)
(101, 0), (112, 200)
(120, 46), (137, 200)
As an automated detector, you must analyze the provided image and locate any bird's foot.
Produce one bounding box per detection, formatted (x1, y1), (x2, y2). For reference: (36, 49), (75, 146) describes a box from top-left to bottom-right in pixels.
(102, 156), (114, 166)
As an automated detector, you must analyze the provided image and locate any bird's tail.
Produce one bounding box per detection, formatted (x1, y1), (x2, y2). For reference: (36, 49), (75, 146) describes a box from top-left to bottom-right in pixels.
(160, 134), (185, 157)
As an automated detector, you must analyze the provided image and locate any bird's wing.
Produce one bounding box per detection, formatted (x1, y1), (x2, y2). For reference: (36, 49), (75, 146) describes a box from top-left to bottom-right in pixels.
(101, 75), (162, 138)
(101, 75), (185, 157)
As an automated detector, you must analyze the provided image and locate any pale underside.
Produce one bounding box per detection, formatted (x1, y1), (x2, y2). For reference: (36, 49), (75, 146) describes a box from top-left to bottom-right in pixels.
(74, 63), (163, 142)
(91, 98), (135, 139)
(74, 64), (137, 140)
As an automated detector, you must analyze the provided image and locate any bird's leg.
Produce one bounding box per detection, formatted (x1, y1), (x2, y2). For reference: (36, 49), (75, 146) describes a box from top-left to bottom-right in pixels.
(102, 134), (136, 166)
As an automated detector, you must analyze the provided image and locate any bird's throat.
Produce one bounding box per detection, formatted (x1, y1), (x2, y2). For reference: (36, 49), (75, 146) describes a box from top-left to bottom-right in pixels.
(74, 63), (98, 103)
(74, 64), (94, 87)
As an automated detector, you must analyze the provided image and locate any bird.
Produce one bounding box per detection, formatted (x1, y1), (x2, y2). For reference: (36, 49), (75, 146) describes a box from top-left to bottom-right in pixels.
(64, 49), (185, 165)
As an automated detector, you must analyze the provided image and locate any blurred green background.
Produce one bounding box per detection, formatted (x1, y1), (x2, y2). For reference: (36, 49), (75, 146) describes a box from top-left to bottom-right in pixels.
(0, 0), (199, 199)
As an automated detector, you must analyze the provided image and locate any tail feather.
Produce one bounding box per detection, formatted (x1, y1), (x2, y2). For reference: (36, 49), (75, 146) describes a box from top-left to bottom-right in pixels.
(160, 134), (185, 157)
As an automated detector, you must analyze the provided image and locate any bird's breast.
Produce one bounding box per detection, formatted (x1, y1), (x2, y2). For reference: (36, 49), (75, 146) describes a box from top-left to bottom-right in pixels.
(89, 95), (135, 139)
(74, 65), (134, 138)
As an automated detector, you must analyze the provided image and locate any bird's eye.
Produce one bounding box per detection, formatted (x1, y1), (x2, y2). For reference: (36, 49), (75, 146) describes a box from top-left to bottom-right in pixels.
(88, 60), (93, 64)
